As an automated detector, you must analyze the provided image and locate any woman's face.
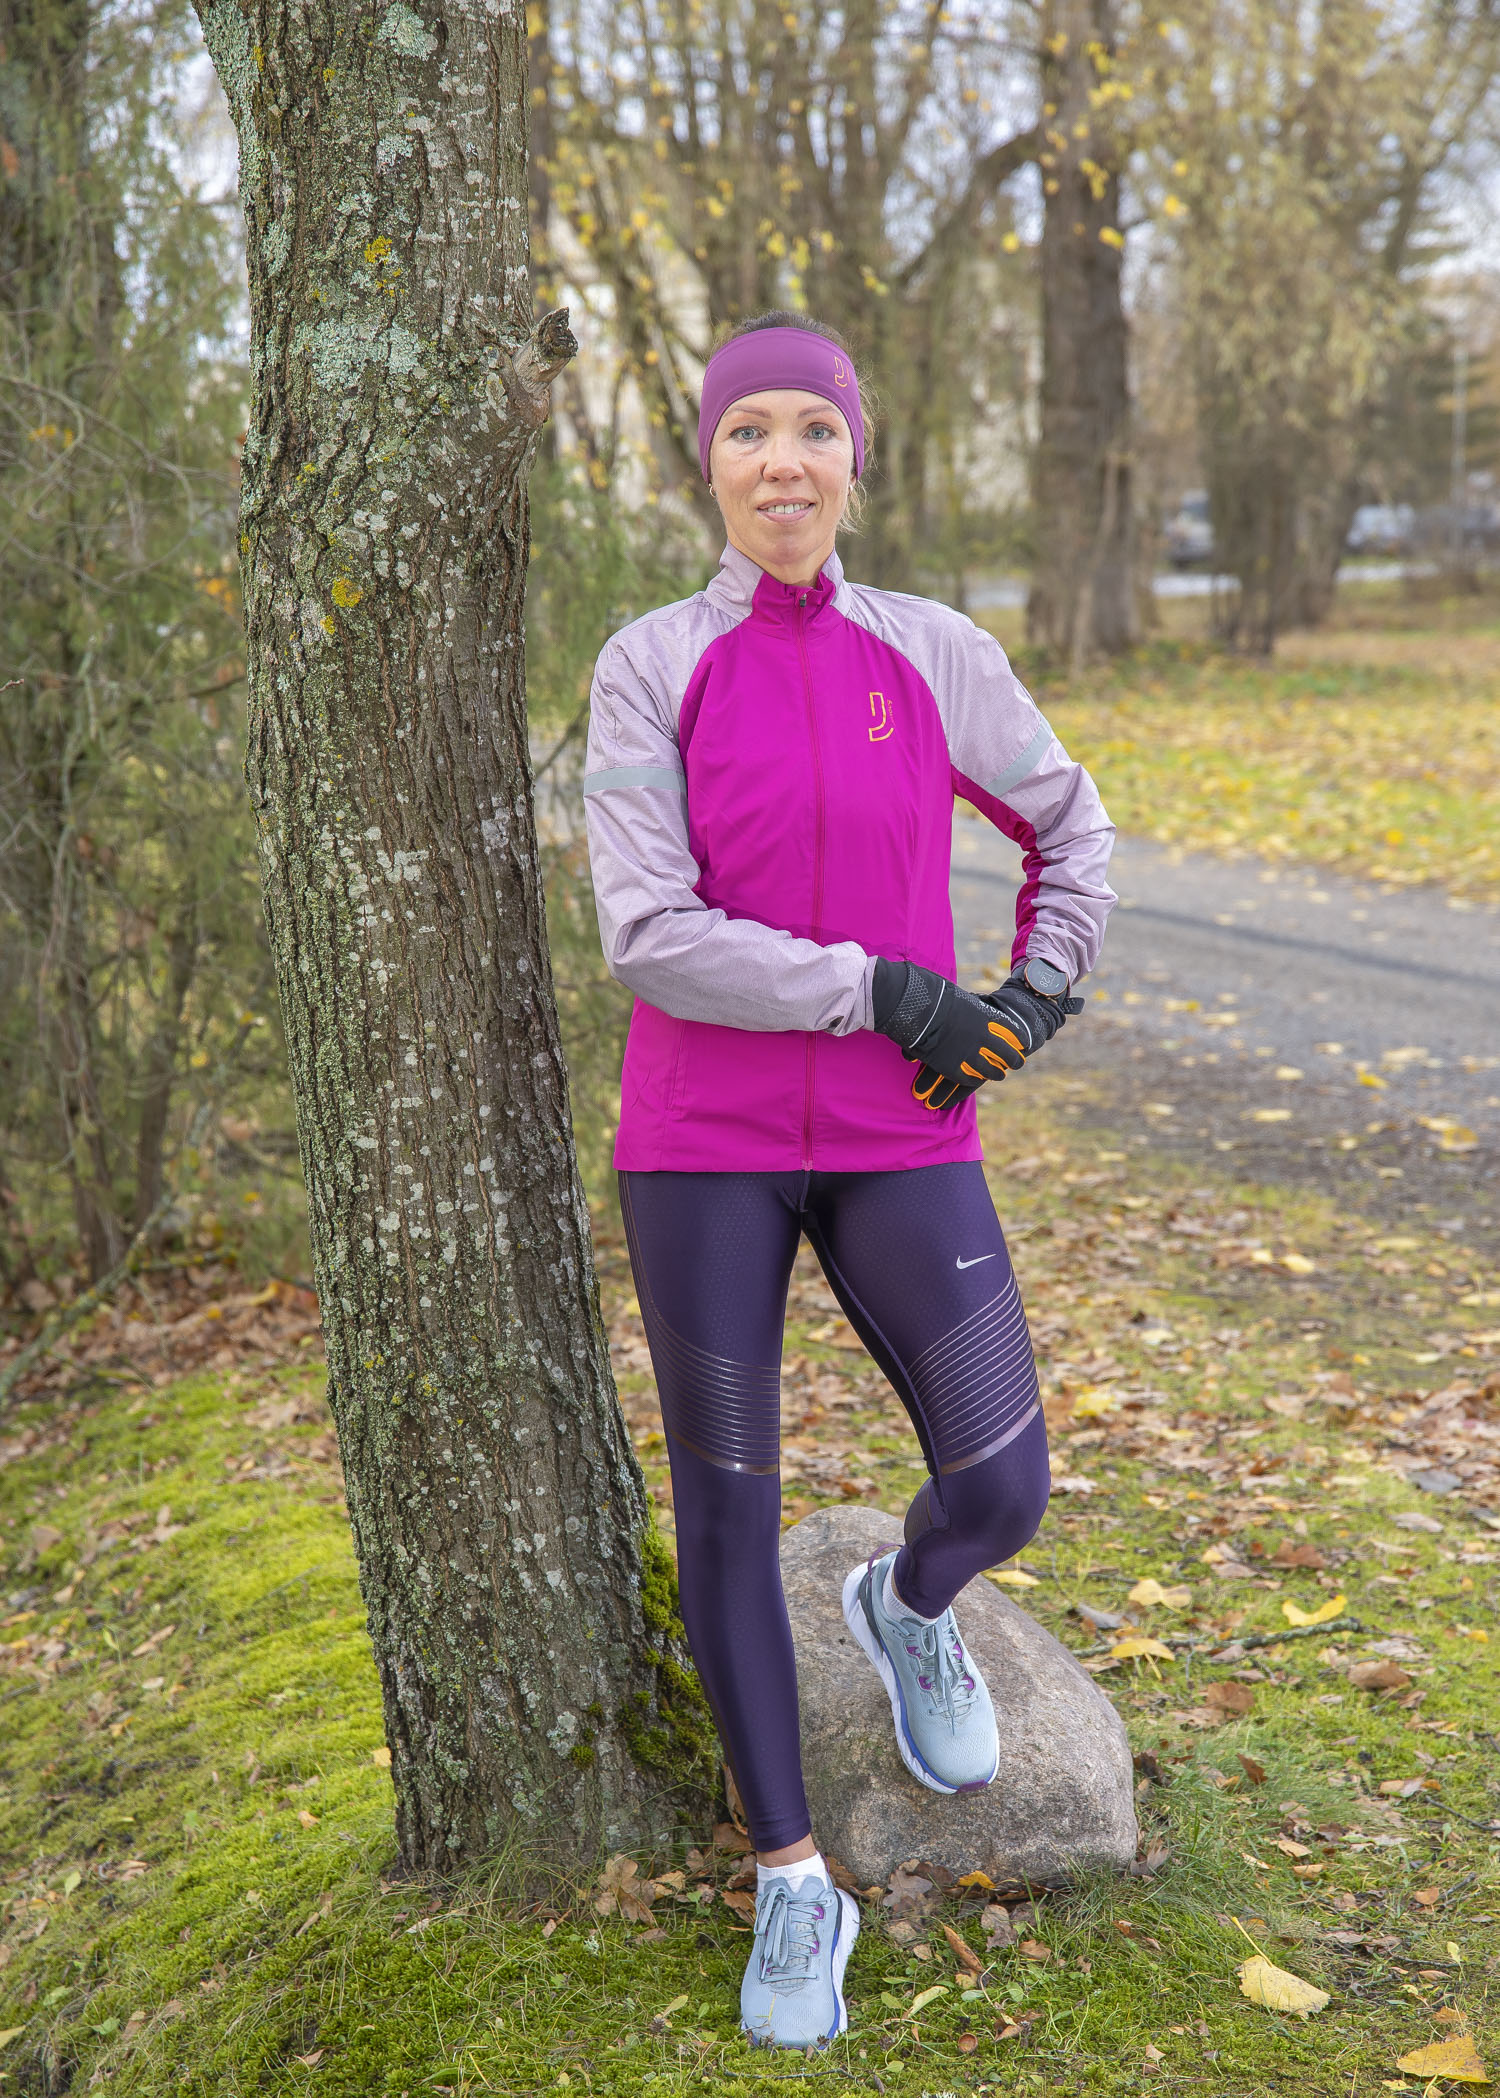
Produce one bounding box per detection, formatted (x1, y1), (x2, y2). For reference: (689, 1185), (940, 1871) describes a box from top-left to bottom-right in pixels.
(708, 389), (856, 585)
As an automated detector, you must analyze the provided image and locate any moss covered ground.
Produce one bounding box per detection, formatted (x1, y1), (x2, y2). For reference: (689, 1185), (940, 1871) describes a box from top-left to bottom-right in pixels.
(3, 1065), (1498, 2096)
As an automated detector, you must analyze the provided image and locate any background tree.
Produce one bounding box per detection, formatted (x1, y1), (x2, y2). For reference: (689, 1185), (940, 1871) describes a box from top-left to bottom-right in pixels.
(0, 0), (266, 1290)
(1146, 0), (1500, 650)
(1027, 0), (1136, 661)
(189, 0), (713, 1869)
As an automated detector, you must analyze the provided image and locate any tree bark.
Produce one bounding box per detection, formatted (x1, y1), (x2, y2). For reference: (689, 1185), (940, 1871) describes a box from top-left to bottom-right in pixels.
(193, 0), (714, 1872)
(1027, 0), (1136, 660)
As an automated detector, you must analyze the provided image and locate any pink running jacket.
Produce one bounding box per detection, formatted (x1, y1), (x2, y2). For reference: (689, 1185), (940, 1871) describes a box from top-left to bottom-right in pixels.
(584, 545), (1115, 1173)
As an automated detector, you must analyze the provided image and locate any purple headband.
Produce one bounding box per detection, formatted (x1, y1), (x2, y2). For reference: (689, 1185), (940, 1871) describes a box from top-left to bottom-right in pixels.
(697, 326), (865, 481)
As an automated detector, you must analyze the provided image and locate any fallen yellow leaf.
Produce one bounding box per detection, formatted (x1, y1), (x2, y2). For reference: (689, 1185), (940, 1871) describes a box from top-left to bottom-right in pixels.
(910, 1983), (949, 2016)
(1127, 1577), (1192, 1609)
(957, 1870), (995, 1890)
(1070, 1387), (1118, 1419)
(1281, 1594), (1346, 1628)
(1394, 2036), (1490, 2083)
(0, 2030), (23, 2050)
(371, 1745), (392, 1769)
(1282, 1253), (1317, 1275)
(1237, 1954), (1330, 2018)
(1358, 1071), (1388, 1089)
(1109, 1634), (1176, 1661)
(986, 1567), (1040, 1589)
(1249, 1108), (1293, 1123)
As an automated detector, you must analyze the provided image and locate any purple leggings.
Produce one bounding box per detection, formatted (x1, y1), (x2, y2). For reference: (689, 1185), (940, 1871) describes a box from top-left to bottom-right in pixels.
(619, 1161), (1050, 1853)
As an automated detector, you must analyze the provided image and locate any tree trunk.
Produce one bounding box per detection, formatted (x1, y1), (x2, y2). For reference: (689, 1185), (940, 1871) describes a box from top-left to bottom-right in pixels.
(193, 0), (714, 1872)
(132, 891), (198, 1232)
(1027, 0), (1136, 660)
(53, 843), (126, 1282)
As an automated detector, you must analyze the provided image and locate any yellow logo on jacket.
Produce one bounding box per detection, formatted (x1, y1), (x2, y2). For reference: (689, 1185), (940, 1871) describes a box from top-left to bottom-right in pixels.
(868, 692), (893, 742)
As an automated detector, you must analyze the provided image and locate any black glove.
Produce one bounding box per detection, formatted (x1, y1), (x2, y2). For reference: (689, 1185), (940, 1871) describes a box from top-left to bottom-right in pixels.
(872, 958), (1030, 1110)
(873, 959), (1083, 1112)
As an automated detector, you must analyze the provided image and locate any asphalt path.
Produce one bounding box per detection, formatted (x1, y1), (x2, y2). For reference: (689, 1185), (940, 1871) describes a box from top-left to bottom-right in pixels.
(950, 812), (1500, 1255)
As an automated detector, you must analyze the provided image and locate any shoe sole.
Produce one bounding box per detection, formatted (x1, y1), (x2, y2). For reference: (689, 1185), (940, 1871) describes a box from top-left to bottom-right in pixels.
(740, 1886), (860, 2048)
(827, 1885), (859, 2038)
(841, 1555), (998, 1797)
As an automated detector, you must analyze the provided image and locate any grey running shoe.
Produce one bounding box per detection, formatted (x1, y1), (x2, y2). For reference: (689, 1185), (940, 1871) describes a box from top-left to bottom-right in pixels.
(739, 1867), (859, 2049)
(842, 1548), (998, 1794)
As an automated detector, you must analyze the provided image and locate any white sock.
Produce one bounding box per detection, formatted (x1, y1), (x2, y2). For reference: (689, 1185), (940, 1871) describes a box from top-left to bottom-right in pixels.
(882, 1557), (940, 1626)
(757, 1850), (827, 1889)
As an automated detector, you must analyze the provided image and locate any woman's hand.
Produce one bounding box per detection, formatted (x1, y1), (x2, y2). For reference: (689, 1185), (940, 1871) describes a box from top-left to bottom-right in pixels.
(872, 959), (1081, 1111)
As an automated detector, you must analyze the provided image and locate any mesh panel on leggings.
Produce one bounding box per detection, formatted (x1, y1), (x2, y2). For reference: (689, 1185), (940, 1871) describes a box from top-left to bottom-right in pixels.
(906, 1269), (1040, 1475)
(621, 1192), (782, 1475)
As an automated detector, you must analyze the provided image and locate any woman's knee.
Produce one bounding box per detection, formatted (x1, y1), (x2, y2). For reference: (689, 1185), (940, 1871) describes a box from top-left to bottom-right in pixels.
(947, 1432), (1050, 1559)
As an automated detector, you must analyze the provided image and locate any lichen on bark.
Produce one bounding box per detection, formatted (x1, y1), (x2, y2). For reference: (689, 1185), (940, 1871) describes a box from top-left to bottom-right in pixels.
(192, 0), (715, 1869)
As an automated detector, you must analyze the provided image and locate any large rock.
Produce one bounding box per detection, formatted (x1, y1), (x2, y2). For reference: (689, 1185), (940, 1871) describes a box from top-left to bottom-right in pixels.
(780, 1504), (1137, 1888)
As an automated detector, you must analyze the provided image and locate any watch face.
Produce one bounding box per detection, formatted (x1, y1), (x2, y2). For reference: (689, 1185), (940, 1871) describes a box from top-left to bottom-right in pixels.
(1024, 958), (1069, 998)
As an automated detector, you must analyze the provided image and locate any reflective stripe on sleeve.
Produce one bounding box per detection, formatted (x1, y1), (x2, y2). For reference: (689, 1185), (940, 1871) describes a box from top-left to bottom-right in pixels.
(982, 719), (1054, 799)
(583, 763), (687, 796)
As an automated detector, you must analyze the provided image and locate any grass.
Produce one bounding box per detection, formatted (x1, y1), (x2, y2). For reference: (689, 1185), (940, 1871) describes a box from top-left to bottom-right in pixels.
(3, 1071), (1499, 2096)
(973, 604), (1500, 902)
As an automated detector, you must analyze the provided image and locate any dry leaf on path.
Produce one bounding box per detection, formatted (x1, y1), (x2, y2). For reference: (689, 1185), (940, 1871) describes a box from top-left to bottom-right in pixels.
(1282, 1594), (1347, 1628)
(1203, 1680), (1255, 1715)
(1237, 1954), (1330, 2018)
(986, 1567), (1041, 1588)
(1237, 1754), (1268, 1785)
(1127, 1577), (1192, 1609)
(942, 1922), (984, 1974)
(1394, 2036), (1491, 2083)
(593, 1854), (658, 1924)
(1349, 1660), (1413, 1691)
(1271, 1542), (1328, 1570)
(1109, 1634), (1176, 1662)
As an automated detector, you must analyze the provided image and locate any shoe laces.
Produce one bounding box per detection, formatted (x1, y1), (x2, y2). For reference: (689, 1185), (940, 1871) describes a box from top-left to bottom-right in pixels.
(755, 1879), (826, 1984)
(903, 1613), (978, 1732)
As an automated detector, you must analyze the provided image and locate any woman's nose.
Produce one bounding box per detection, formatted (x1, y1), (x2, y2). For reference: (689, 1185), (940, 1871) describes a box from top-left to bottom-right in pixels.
(761, 439), (806, 478)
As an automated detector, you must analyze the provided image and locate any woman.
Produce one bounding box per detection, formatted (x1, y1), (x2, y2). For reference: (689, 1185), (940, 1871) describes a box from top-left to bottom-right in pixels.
(584, 313), (1115, 2049)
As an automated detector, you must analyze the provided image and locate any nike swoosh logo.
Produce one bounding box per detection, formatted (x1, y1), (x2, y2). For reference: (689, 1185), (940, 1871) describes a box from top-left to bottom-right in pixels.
(955, 1253), (997, 1270)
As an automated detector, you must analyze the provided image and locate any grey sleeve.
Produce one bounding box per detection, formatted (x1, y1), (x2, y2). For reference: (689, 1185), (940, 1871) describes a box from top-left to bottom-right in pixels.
(583, 640), (875, 1034)
(840, 587), (1116, 983)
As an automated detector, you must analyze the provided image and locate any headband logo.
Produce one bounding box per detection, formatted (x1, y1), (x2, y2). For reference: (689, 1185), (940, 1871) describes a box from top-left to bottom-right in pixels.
(832, 355), (849, 388)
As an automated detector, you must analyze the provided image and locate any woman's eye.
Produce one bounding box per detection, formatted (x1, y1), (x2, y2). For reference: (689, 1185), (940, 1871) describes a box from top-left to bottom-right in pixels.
(806, 423), (836, 441)
(729, 423), (762, 441)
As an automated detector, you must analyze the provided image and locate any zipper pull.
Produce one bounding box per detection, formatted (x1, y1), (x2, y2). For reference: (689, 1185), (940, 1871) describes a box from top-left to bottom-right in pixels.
(798, 590), (807, 607)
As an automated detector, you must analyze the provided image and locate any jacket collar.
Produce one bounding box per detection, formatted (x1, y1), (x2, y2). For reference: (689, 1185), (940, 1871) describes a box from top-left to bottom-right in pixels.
(709, 542), (844, 624)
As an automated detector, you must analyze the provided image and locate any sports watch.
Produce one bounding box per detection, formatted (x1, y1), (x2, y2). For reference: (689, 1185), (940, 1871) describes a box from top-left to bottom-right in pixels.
(1019, 956), (1071, 1000)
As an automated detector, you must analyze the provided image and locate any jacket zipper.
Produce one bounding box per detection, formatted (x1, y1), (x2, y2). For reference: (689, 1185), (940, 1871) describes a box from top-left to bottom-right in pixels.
(797, 590), (823, 1169)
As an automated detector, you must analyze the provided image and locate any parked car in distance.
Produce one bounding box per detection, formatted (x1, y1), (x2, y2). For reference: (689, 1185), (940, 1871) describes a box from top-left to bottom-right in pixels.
(1345, 503), (1415, 557)
(1164, 490), (1214, 568)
